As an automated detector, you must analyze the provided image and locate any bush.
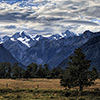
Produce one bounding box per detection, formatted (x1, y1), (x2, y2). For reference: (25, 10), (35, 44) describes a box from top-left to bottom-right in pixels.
(16, 95), (21, 99)
(28, 89), (33, 92)
(94, 88), (100, 92)
(0, 89), (13, 94)
(70, 90), (79, 96)
(65, 91), (71, 97)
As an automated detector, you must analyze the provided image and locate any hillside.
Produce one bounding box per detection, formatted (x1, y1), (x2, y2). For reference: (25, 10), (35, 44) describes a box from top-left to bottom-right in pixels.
(0, 30), (100, 69)
(58, 35), (100, 70)
(82, 36), (100, 70)
(0, 44), (24, 68)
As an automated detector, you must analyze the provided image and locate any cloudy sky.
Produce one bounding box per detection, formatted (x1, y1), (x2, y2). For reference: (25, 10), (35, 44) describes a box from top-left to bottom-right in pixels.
(0, 0), (100, 37)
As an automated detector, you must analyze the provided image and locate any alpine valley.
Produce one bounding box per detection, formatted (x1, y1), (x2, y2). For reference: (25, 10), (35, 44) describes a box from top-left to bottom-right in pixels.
(0, 30), (100, 70)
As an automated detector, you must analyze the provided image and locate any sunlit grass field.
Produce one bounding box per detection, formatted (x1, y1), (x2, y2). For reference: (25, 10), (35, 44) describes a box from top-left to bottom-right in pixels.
(0, 79), (63, 89)
(0, 79), (100, 100)
(0, 78), (100, 90)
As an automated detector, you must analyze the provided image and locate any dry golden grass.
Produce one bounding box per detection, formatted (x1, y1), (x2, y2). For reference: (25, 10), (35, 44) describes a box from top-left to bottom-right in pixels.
(0, 79), (100, 100)
(0, 78), (100, 90)
(88, 79), (100, 89)
(0, 78), (63, 90)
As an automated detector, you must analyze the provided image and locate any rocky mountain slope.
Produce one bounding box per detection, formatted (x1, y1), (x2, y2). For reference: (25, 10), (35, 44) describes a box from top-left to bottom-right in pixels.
(58, 33), (100, 70)
(0, 30), (100, 69)
(0, 44), (24, 67)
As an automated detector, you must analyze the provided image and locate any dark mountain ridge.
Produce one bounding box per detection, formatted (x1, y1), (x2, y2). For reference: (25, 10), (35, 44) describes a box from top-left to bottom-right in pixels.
(0, 44), (24, 68)
(58, 35), (100, 71)
(0, 30), (100, 69)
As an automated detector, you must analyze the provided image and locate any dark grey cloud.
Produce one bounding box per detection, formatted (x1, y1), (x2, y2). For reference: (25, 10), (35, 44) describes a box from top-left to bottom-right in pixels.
(5, 25), (16, 29)
(79, 6), (100, 18)
(35, 17), (64, 23)
(27, 27), (54, 35)
(0, 11), (34, 22)
(0, 32), (12, 36)
(62, 20), (99, 26)
(0, 32), (7, 36)
(43, 33), (52, 35)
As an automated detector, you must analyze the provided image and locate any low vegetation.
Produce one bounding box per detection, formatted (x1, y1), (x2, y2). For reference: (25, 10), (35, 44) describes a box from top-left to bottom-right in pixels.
(0, 79), (100, 100)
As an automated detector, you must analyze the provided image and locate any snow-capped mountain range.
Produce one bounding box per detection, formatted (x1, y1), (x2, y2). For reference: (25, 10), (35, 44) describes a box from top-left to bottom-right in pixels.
(0, 30), (100, 70)
(0, 30), (77, 47)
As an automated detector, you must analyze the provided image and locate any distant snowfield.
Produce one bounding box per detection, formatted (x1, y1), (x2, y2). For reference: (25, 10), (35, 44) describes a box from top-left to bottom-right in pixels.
(0, 30), (77, 47)
(17, 37), (31, 47)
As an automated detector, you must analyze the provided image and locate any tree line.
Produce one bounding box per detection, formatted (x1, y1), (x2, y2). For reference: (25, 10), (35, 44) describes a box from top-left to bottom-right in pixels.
(0, 62), (64, 79)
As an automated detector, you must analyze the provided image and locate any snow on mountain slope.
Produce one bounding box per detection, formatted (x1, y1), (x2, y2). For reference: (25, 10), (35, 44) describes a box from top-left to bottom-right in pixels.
(17, 37), (31, 47)
(33, 35), (44, 41)
(0, 38), (3, 44)
(0, 31), (33, 47)
(0, 30), (77, 46)
(48, 34), (62, 40)
(12, 31), (32, 47)
(61, 30), (77, 37)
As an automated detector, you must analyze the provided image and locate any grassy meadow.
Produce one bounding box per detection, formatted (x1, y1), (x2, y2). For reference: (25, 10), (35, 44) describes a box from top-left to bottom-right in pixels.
(0, 79), (100, 100)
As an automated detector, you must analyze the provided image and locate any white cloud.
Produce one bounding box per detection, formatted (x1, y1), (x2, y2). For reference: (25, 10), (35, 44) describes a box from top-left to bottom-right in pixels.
(0, 0), (100, 37)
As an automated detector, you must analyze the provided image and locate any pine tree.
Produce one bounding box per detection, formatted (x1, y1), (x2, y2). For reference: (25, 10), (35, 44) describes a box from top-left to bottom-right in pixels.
(23, 70), (31, 79)
(12, 63), (24, 79)
(44, 64), (49, 78)
(26, 63), (38, 78)
(0, 62), (11, 78)
(36, 64), (46, 78)
(60, 48), (98, 91)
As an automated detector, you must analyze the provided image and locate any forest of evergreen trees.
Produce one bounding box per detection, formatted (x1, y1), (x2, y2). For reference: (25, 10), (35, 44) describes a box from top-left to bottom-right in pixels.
(0, 62), (64, 79)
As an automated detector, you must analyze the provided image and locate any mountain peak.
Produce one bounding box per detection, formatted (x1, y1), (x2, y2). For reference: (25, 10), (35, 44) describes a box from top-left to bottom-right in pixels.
(61, 30), (76, 37)
(34, 35), (44, 41)
(49, 34), (62, 40)
(12, 32), (21, 39)
(84, 30), (93, 34)
(3, 36), (10, 42)
(10, 31), (32, 47)
(12, 31), (27, 39)
(20, 31), (25, 35)
(83, 30), (93, 38)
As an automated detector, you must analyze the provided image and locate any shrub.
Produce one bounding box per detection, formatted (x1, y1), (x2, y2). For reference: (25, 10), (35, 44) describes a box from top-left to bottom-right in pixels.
(16, 95), (21, 99)
(94, 88), (100, 92)
(70, 90), (79, 96)
(65, 91), (71, 97)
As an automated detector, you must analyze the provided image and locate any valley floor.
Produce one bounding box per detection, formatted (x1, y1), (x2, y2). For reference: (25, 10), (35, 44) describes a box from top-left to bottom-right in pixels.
(0, 79), (100, 100)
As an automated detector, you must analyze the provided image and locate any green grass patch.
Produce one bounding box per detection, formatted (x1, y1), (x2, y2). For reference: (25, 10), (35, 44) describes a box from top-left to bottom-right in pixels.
(0, 88), (100, 100)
